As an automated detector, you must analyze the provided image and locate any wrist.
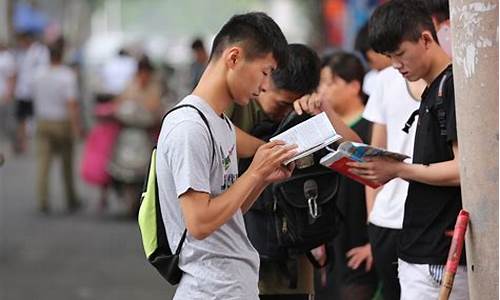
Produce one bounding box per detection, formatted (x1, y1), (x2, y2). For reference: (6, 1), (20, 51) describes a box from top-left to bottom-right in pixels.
(244, 169), (267, 187)
(395, 161), (408, 179)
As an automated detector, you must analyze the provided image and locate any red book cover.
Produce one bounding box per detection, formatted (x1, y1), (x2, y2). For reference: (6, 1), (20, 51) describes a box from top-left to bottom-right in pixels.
(324, 157), (381, 189)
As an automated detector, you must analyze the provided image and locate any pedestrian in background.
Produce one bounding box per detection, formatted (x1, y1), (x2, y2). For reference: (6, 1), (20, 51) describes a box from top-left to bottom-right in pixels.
(33, 45), (82, 213)
(13, 30), (49, 153)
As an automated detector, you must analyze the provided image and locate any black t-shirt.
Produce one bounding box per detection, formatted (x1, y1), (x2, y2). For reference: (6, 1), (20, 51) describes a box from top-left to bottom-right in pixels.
(399, 65), (464, 265)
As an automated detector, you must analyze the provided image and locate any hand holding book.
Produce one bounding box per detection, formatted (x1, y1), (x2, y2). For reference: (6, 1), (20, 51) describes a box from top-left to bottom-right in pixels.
(320, 142), (409, 188)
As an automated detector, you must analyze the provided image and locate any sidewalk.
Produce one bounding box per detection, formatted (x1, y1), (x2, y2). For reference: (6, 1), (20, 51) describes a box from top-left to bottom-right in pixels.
(0, 136), (175, 300)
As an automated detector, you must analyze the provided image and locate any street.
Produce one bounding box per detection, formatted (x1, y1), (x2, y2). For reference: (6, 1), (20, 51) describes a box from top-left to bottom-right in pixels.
(0, 136), (176, 299)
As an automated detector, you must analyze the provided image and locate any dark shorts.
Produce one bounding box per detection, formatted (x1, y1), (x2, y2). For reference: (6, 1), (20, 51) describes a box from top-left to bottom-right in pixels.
(15, 99), (33, 120)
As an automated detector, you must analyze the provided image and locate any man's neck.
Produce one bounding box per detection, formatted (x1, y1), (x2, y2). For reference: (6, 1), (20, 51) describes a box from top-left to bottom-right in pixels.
(337, 98), (365, 125)
(192, 63), (232, 116)
(423, 47), (452, 85)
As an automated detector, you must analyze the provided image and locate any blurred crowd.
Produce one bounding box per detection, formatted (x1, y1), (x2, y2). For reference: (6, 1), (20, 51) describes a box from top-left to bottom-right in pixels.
(0, 0), (464, 299)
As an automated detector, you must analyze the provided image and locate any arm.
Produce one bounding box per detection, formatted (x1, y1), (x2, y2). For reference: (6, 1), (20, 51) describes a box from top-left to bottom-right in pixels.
(180, 141), (296, 240)
(365, 122), (386, 218)
(396, 141), (460, 185)
(235, 126), (265, 158)
(348, 141), (460, 187)
(67, 99), (82, 138)
(293, 93), (361, 143)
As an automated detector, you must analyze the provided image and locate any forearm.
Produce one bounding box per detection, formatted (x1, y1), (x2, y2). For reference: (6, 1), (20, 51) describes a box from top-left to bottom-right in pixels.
(396, 159), (460, 186)
(236, 126), (265, 158)
(323, 105), (361, 142)
(365, 186), (380, 222)
(183, 171), (267, 239)
(67, 101), (81, 136)
(240, 182), (267, 213)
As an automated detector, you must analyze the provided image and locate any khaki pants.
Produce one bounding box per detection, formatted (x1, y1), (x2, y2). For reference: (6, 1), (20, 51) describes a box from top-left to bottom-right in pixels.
(36, 120), (77, 210)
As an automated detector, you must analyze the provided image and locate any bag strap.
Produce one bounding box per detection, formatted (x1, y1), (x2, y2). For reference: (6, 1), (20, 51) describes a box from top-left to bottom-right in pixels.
(435, 68), (452, 136)
(161, 104), (216, 166)
(159, 104), (217, 254)
(402, 109), (420, 133)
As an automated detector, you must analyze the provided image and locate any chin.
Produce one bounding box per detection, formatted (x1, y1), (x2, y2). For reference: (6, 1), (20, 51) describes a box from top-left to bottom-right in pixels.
(234, 97), (251, 106)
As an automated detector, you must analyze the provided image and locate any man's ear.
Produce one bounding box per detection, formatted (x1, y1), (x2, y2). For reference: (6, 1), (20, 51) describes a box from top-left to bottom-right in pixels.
(421, 31), (435, 48)
(348, 80), (361, 96)
(224, 47), (242, 69)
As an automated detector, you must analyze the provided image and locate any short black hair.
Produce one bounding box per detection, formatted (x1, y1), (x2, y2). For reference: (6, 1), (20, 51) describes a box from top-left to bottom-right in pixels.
(368, 0), (438, 54)
(137, 56), (154, 73)
(209, 12), (288, 69)
(354, 23), (370, 61)
(272, 43), (320, 96)
(422, 0), (450, 23)
(49, 46), (63, 63)
(323, 51), (368, 103)
(191, 38), (205, 51)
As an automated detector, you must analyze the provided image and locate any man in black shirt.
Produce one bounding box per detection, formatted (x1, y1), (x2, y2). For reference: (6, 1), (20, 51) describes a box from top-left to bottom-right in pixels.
(348, 1), (468, 299)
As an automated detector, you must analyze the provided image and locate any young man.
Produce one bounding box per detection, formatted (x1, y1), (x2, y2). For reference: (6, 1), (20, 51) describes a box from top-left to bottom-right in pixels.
(423, 0), (452, 57)
(156, 12), (296, 299)
(315, 52), (378, 300)
(349, 1), (468, 299)
(228, 43), (321, 300)
(354, 23), (392, 96)
(33, 46), (81, 213)
(13, 31), (49, 153)
(190, 38), (209, 89)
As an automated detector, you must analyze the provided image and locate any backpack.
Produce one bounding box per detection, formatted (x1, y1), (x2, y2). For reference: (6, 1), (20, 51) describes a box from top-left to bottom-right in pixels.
(403, 68), (452, 137)
(138, 104), (215, 285)
(240, 112), (341, 287)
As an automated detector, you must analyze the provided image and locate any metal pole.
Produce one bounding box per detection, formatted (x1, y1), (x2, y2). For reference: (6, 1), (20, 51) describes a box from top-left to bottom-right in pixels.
(449, 1), (498, 299)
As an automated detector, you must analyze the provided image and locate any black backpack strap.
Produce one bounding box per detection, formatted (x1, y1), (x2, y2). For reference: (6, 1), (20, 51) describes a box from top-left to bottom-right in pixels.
(402, 109), (420, 133)
(162, 104), (216, 166)
(159, 104), (216, 254)
(435, 69), (452, 136)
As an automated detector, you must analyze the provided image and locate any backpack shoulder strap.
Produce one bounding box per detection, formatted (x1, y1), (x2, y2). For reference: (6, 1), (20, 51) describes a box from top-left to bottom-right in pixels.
(162, 104), (216, 166)
(157, 104), (216, 254)
(436, 68), (453, 136)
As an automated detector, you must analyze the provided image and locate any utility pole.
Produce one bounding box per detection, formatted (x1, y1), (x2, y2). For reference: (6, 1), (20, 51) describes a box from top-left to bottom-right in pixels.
(450, 1), (498, 299)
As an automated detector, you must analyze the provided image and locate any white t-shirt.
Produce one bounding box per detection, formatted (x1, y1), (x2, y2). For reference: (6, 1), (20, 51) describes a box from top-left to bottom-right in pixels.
(14, 42), (49, 100)
(157, 95), (259, 300)
(362, 67), (420, 229)
(33, 65), (77, 121)
(0, 50), (15, 99)
(100, 55), (137, 95)
(362, 69), (379, 96)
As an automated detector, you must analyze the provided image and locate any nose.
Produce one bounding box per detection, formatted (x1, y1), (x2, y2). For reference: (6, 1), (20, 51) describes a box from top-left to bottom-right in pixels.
(260, 74), (272, 93)
(391, 58), (403, 70)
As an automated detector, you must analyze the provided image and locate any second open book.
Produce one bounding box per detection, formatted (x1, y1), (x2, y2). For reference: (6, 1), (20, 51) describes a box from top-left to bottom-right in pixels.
(270, 112), (409, 188)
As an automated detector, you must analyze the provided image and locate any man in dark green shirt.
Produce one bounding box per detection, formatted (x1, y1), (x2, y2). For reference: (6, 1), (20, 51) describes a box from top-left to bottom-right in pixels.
(227, 43), (320, 299)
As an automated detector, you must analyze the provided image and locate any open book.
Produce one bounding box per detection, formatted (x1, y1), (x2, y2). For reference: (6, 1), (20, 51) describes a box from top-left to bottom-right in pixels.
(319, 141), (410, 188)
(270, 112), (342, 165)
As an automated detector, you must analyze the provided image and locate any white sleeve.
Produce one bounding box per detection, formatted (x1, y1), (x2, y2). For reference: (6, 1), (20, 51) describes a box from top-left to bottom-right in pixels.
(363, 72), (387, 125)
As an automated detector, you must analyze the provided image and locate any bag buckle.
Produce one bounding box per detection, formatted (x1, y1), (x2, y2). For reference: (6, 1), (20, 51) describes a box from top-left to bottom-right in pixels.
(304, 179), (320, 219)
(308, 196), (319, 219)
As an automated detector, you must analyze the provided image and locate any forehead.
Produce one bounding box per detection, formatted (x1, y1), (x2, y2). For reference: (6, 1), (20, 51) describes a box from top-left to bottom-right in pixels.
(246, 51), (277, 69)
(269, 88), (301, 103)
(387, 40), (421, 55)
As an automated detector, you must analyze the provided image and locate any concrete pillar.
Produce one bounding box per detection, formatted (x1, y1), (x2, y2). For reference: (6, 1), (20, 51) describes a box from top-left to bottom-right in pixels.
(449, 1), (498, 299)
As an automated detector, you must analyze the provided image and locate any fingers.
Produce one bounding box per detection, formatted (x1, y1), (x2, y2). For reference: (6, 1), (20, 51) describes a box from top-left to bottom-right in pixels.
(293, 99), (303, 115)
(365, 255), (373, 272)
(293, 95), (310, 115)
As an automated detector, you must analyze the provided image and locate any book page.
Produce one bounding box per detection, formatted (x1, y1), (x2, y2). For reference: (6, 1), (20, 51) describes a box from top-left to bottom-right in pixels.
(270, 112), (341, 164)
